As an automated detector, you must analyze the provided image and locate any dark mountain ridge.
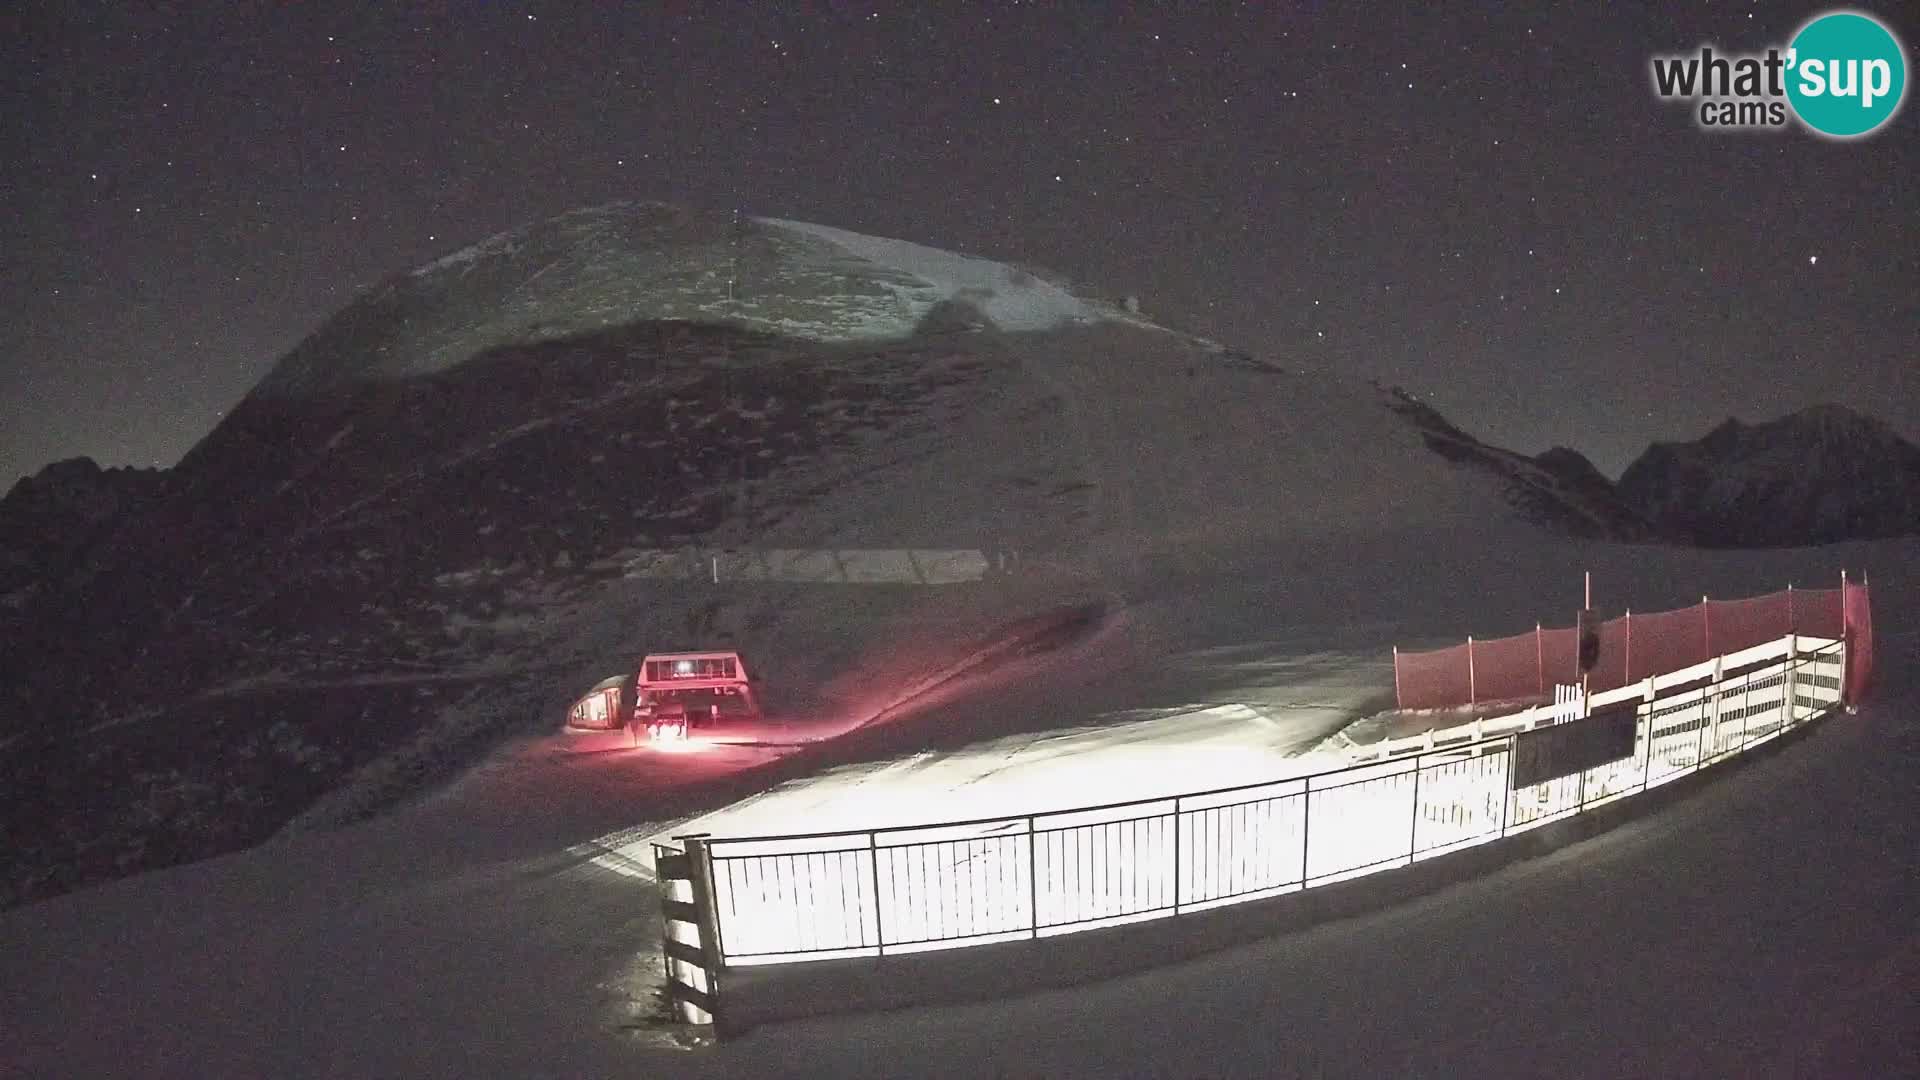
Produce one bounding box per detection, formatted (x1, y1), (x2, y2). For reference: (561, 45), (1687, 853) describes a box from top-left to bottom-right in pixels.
(1618, 404), (1920, 547)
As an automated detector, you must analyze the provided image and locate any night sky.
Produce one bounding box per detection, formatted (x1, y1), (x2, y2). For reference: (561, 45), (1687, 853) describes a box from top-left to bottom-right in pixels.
(5, 2), (1915, 486)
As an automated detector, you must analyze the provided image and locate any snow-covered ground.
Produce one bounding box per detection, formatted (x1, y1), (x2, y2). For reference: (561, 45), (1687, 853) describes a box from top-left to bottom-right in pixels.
(632, 645), (1379, 847)
(2, 537), (1909, 1077)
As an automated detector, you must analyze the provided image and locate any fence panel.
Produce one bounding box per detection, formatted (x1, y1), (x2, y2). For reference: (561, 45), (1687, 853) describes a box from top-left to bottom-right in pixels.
(1305, 769), (1417, 881)
(1177, 791), (1308, 908)
(1396, 642), (1471, 710)
(1506, 768), (1581, 832)
(1411, 746), (1510, 858)
(1471, 631), (1545, 703)
(1646, 688), (1708, 786)
(1629, 606), (1709, 681)
(1741, 668), (1790, 743)
(1794, 641), (1845, 720)
(875, 831), (1034, 948)
(1794, 588), (1844, 639)
(1707, 592), (1789, 657)
(1538, 626), (1579, 689)
(1033, 810), (1177, 932)
(709, 840), (879, 961)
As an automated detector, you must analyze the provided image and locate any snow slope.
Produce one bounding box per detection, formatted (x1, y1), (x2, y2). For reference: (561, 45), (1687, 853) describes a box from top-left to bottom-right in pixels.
(2, 541), (1909, 1078)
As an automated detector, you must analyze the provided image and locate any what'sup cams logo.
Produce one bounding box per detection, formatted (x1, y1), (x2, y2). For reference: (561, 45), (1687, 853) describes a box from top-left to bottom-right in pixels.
(1651, 9), (1907, 137)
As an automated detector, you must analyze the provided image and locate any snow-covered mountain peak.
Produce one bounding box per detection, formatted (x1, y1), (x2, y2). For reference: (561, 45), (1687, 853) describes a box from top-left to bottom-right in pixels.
(255, 202), (1120, 397)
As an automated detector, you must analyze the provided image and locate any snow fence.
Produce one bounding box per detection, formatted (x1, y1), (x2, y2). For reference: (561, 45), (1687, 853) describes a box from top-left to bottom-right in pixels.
(1393, 577), (1873, 710)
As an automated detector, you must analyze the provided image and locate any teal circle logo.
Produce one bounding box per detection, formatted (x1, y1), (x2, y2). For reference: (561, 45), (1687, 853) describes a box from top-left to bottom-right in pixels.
(1786, 11), (1907, 137)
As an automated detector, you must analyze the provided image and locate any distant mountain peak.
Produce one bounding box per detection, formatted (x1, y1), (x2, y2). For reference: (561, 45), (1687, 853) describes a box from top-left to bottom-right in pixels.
(1619, 404), (1920, 546)
(1533, 446), (1607, 482)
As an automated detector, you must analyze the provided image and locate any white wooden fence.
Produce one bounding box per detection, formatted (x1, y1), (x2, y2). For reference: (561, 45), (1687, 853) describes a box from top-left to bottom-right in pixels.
(657, 632), (1844, 1023)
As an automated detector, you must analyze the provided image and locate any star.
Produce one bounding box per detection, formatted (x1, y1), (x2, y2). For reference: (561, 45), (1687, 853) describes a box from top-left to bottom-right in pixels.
(1808, 255), (1818, 266)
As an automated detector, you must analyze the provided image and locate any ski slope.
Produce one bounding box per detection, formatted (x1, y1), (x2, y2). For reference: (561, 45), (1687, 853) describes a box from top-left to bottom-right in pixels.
(3, 537), (1910, 1077)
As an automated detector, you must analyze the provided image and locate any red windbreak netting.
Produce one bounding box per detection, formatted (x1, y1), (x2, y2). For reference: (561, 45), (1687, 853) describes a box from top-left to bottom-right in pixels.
(1393, 583), (1862, 709)
(1539, 626), (1579, 686)
(1625, 606), (1709, 681)
(1704, 592), (1790, 657)
(1471, 630), (1546, 703)
(1844, 581), (1874, 702)
(1396, 641), (1472, 710)
(1792, 587), (1844, 640)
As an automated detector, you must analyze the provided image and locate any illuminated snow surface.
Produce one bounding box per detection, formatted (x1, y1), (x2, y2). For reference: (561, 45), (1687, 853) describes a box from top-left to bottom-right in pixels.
(754, 217), (1101, 338)
(4, 537), (1914, 1078)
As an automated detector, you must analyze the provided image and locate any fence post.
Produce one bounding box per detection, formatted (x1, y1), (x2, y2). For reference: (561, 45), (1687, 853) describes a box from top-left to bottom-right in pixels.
(1839, 570), (1854, 712)
(686, 837), (725, 969)
(1702, 596), (1711, 661)
(866, 833), (886, 952)
(1498, 734), (1515, 836)
(1467, 636), (1476, 705)
(1392, 646), (1402, 710)
(1839, 570), (1850, 710)
(1741, 667), (1753, 748)
(1782, 633), (1799, 729)
(658, 837), (724, 1028)
(1300, 783), (1313, 884)
(1536, 623), (1545, 695)
(1691, 674), (1708, 771)
(1408, 756), (1423, 863)
(1710, 652), (1724, 753)
(1639, 688), (1655, 791)
(1027, 817), (1040, 938)
(1172, 796), (1183, 913)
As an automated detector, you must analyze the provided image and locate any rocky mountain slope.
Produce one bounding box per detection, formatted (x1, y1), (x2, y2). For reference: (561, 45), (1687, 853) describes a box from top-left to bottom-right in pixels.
(0, 458), (167, 642)
(0, 202), (1647, 907)
(1618, 405), (1920, 547)
(1384, 392), (1661, 541)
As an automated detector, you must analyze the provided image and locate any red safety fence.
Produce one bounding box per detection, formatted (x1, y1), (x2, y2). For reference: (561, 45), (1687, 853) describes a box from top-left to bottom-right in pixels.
(1395, 578), (1874, 710)
(1394, 641), (1471, 710)
(1705, 593), (1787, 658)
(1470, 630), (1546, 703)
(1845, 580), (1874, 702)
